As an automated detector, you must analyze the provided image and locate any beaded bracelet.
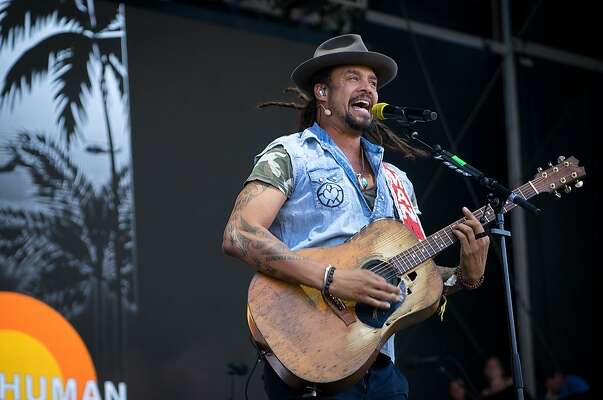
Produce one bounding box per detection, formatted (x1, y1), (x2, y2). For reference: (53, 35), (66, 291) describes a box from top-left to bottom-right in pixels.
(322, 265), (336, 296)
(455, 266), (484, 290)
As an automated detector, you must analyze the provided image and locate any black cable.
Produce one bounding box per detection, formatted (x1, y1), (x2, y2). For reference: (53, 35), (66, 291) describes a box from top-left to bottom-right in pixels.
(445, 302), (487, 360)
(399, 0), (545, 207)
(245, 350), (262, 400)
(505, 269), (561, 372)
(399, 0), (486, 221)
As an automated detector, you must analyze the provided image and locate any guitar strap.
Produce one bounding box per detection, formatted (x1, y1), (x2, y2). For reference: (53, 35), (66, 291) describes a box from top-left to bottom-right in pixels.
(382, 163), (426, 241)
(383, 163), (449, 321)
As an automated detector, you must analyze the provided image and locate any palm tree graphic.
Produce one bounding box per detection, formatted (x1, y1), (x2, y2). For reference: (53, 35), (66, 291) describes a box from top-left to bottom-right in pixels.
(0, 0), (134, 379)
(0, 133), (135, 317)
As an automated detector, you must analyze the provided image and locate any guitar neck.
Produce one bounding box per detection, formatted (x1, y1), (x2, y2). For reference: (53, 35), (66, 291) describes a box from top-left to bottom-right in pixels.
(389, 181), (538, 275)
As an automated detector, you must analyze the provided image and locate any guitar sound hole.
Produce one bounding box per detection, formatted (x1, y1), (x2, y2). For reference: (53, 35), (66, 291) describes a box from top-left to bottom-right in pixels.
(356, 259), (404, 329)
(362, 259), (400, 287)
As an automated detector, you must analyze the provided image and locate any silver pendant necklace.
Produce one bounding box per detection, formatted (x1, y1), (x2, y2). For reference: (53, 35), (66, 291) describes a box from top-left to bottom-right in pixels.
(357, 147), (369, 190)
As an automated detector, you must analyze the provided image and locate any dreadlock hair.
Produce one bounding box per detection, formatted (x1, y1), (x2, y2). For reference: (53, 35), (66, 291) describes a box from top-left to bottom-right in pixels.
(258, 68), (427, 159)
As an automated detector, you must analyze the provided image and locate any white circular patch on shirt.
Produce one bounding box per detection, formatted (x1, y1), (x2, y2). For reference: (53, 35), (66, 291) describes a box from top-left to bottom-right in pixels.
(317, 182), (344, 207)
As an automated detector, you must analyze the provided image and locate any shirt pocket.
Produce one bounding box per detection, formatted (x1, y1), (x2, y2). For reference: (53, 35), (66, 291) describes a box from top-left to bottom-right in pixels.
(307, 167), (350, 210)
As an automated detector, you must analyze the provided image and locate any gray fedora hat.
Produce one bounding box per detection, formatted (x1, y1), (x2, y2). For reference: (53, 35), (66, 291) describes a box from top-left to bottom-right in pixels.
(291, 34), (398, 95)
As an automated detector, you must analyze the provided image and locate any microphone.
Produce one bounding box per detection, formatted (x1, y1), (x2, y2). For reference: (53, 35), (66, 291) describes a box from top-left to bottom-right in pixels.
(371, 102), (437, 123)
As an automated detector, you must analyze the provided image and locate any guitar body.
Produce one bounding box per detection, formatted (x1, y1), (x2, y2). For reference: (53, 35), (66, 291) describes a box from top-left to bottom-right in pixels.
(246, 156), (587, 393)
(247, 218), (443, 393)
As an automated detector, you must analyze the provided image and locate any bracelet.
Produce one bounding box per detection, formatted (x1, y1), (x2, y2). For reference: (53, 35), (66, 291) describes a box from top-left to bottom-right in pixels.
(322, 265), (336, 296)
(455, 266), (484, 290)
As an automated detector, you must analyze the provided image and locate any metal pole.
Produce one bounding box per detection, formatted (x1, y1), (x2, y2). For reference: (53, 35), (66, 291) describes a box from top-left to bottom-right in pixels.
(365, 10), (603, 73)
(500, 0), (536, 397)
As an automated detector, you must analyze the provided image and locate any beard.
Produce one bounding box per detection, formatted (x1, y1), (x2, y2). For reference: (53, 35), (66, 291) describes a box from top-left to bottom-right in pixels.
(345, 113), (375, 135)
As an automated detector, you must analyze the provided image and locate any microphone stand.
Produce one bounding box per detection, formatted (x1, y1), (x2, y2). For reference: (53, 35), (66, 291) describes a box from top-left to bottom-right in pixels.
(407, 131), (540, 215)
(398, 124), (539, 400)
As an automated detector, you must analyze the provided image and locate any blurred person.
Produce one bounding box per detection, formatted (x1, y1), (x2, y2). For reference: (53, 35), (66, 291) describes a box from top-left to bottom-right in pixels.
(544, 370), (590, 400)
(481, 356), (513, 400)
(449, 378), (469, 400)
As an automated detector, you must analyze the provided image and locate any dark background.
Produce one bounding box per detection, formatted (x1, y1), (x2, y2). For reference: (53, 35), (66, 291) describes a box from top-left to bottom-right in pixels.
(123, 1), (599, 399)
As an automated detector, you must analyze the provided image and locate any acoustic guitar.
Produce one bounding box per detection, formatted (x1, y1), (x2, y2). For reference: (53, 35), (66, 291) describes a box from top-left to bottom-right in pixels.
(247, 156), (586, 393)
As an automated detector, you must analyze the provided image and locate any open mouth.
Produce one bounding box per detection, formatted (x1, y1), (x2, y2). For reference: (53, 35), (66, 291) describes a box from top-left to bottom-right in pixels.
(350, 99), (371, 117)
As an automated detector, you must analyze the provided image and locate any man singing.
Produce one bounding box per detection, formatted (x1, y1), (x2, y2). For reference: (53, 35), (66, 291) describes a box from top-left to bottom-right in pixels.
(223, 34), (489, 399)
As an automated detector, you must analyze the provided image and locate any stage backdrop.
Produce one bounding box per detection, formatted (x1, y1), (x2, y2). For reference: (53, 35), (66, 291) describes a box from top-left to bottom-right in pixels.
(123, 4), (597, 400)
(0, 1), (135, 398)
(1, 2), (597, 400)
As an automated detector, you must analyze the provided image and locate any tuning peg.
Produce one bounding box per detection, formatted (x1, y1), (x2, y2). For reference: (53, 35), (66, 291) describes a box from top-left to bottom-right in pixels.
(575, 181), (584, 188)
(548, 162), (554, 167)
(537, 167), (543, 172)
(557, 156), (566, 163)
(564, 186), (572, 194)
(553, 191), (562, 198)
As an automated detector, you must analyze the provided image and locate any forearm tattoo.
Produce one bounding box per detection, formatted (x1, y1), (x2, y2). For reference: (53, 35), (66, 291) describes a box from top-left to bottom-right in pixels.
(225, 182), (303, 279)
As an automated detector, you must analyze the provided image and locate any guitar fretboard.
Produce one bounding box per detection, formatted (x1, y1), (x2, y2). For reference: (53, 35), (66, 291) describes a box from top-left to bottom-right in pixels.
(388, 181), (538, 275)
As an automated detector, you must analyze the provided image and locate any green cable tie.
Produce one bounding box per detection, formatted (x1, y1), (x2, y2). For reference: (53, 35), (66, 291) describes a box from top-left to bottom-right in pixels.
(451, 155), (466, 166)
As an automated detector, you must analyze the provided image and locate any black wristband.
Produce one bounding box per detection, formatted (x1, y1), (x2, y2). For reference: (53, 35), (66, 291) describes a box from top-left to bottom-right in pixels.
(323, 265), (336, 295)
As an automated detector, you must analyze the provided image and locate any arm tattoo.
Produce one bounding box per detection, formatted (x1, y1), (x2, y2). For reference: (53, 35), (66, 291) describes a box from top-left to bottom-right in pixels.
(266, 255), (305, 262)
(225, 182), (302, 280)
(225, 182), (271, 256)
(233, 181), (271, 211)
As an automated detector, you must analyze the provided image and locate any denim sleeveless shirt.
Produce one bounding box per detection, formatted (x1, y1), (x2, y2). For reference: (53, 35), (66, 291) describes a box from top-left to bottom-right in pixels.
(253, 122), (421, 361)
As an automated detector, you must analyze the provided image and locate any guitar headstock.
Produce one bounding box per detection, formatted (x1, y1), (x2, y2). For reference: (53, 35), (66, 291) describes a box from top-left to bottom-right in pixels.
(531, 156), (586, 197)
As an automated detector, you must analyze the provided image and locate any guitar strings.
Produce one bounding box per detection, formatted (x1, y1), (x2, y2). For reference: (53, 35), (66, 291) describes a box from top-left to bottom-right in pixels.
(361, 175), (553, 281)
(369, 173), (555, 280)
(371, 203), (506, 281)
(366, 206), (492, 279)
(361, 215), (478, 281)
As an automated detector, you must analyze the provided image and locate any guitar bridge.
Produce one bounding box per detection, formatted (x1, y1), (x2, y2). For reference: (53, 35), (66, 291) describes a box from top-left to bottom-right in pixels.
(326, 293), (346, 311)
(323, 292), (356, 326)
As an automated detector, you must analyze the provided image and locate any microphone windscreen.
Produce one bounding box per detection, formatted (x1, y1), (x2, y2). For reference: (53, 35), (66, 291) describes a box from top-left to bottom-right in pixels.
(371, 103), (389, 120)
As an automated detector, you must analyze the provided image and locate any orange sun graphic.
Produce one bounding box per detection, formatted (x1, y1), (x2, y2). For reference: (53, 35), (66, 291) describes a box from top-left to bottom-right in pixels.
(0, 291), (97, 399)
